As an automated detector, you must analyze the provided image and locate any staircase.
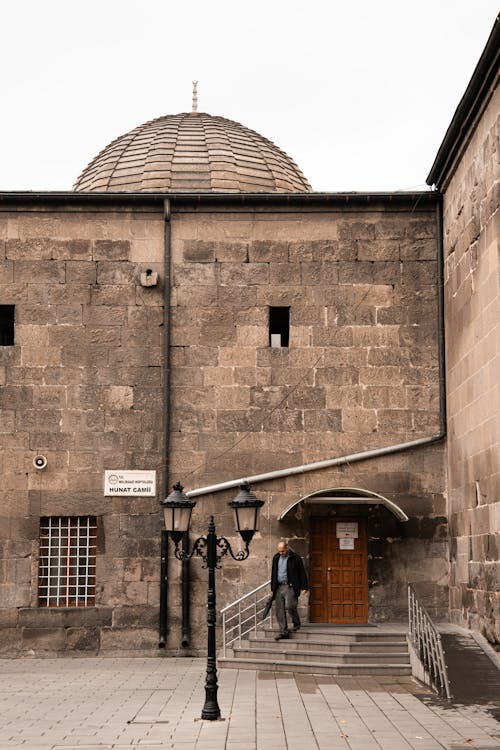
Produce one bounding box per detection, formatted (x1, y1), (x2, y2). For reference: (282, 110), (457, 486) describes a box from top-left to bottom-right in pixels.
(219, 624), (412, 676)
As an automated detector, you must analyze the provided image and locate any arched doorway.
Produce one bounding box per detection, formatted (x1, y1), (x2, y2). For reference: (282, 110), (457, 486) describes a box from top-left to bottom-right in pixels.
(279, 487), (408, 625)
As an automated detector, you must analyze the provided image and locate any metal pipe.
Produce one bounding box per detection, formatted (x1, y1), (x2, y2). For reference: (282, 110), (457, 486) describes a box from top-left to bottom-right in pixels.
(158, 530), (168, 648)
(158, 198), (172, 647)
(436, 196), (447, 436)
(181, 531), (190, 648)
(186, 435), (443, 498)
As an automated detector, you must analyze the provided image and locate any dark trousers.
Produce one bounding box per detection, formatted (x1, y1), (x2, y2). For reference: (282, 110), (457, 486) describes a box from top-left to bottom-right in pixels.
(275, 583), (300, 634)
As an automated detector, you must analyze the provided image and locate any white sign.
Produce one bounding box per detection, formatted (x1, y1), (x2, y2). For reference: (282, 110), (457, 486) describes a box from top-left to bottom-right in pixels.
(104, 470), (156, 497)
(336, 521), (358, 539)
(339, 538), (355, 550)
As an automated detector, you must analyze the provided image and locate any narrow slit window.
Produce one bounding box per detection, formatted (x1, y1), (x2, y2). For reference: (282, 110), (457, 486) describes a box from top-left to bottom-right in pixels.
(269, 306), (290, 347)
(0, 305), (15, 346)
(38, 516), (97, 607)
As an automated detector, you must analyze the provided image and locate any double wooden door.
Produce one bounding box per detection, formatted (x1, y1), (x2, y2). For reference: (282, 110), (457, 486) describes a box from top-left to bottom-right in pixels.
(309, 517), (368, 624)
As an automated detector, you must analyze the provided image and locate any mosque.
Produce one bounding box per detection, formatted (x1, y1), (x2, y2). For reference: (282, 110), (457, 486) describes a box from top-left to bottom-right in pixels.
(0, 18), (498, 656)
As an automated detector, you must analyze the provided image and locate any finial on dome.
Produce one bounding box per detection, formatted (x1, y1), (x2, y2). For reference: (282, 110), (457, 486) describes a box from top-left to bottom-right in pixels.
(192, 81), (198, 113)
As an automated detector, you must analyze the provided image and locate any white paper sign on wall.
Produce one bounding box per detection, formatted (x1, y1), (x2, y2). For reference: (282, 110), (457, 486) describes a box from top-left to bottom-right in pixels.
(104, 470), (156, 497)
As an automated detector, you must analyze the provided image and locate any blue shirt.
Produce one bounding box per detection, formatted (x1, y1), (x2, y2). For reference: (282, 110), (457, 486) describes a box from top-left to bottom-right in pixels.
(277, 554), (289, 583)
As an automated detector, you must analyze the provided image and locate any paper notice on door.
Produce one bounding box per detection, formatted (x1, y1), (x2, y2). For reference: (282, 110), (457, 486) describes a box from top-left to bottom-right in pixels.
(336, 521), (358, 538)
(339, 538), (355, 550)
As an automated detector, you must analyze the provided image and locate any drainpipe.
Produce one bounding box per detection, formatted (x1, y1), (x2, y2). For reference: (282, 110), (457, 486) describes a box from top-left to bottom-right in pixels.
(436, 195), (447, 436)
(159, 198), (171, 648)
(181, 531), (190, 648)
(186, 197), (447, 499)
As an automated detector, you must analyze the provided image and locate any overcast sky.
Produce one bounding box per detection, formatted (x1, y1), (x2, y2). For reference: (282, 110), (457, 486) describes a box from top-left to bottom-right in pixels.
(0, 1), (497, 193)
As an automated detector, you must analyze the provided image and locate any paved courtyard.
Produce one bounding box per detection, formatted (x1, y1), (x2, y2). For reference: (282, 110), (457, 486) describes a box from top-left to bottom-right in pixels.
(0, 657), (499, 750)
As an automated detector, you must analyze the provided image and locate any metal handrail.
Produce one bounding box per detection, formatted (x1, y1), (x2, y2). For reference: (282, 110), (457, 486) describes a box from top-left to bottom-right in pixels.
(408, 584), (451, 700)
(221, 580), (272, 656)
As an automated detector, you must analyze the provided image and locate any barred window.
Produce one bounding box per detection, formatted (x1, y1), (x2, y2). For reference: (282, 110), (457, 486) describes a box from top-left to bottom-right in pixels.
(38, 517), (97, 607)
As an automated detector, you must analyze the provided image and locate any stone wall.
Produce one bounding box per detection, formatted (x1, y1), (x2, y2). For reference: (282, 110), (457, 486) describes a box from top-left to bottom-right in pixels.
(443, 84), (500, 645)
(168, 201), (448, 649)
(0, 197), (449, 655)
(0, 206), (165, 654)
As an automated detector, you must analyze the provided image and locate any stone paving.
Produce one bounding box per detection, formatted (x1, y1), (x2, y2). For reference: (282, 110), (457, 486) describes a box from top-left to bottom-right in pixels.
(0, 657), (499, 750)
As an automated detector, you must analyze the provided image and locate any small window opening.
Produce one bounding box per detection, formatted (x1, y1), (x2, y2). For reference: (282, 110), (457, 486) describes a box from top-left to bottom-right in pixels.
(269, 306), (290, 347)
(0, 305), (15, 346)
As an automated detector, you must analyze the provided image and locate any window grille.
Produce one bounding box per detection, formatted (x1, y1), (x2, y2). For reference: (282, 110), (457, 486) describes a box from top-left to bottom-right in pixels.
(38, 516), (97, 607)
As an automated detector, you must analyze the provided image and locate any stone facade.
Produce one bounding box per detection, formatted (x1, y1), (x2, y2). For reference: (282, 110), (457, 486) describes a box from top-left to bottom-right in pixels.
(442, 82), (500, 644)
(0, 195), (449, 654)
(0, 205), (165, 654)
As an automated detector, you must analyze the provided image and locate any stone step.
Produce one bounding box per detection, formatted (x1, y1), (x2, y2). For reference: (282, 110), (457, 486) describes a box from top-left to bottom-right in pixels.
(245, 636), (408, 653)
(260, 627), (407, 643)
(219, 657), (412, 676)
(228, 646), (411, 665)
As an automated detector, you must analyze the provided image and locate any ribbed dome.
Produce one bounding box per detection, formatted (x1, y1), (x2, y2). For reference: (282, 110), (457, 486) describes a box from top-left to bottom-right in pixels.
(73, 112), (312, 193)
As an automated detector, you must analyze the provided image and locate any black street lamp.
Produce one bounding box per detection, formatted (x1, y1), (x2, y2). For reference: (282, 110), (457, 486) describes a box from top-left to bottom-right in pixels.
(161, 481), (264, 721)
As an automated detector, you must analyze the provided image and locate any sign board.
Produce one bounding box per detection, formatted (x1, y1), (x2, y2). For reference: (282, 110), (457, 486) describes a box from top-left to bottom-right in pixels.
(336, 521), (358, 539)
(339, 538), (355, 550)
(104, 470), (156, 497)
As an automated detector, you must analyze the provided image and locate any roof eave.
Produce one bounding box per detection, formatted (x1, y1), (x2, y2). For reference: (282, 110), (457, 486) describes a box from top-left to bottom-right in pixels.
(426, 15), (500, 189)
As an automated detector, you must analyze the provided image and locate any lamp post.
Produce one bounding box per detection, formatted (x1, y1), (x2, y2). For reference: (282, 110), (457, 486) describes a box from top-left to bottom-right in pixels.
(161, 481), (264, 721)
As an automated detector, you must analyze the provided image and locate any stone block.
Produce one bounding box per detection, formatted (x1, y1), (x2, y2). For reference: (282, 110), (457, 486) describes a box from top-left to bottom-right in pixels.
(49, 284), (91, 305)
(65, 626), (100, 651)
(219, 263), (269, 286)
(315, 366), (359, 386)
(18, 607), (112, 627)
(301, 262), (339, 285)
(16, 408), (61, 431)
(66, 261), (97, 283)
(249, 240), (288, 262)
(215, 242), (248, 262)
(102, 385), (134, 410)
(93, 240), (130, 261)
(0, 385), (33, 408)
(342, 260), (398, 285)
(342, 409), (378, 433)
(374, 220), (406, 240)
(83, 306), (127, 326)
(90, 285), (136, 306)
(269, 262), (301, 285)
(0, 628), (21, 653)
(112, 605), (159, 628)
(338, 221), (376, 240)
(402, 261), (437, 285)
(14, 260), (66, 283)
(100, 626), (158, 651)
(56, 305), (83, 325)
(406, 219), (436, 239)
(183, 240), (215, 262)
(303, 409), (341, 431)
(96, 261), (136, 285)
(357, 240), (400, 261)
(173, 262), (216, 286)
(400, 239), (436, 260)
(363, 386), (406, 409)
(0, 259), (14, 283)
(22, 627), (67, 651)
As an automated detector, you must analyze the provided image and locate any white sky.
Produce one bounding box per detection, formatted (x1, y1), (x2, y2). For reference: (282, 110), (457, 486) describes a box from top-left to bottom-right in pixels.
(0, 1), (497, 192)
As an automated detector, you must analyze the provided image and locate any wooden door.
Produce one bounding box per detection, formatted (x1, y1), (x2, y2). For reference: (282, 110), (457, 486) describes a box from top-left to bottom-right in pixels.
(309, 517), (368, 624)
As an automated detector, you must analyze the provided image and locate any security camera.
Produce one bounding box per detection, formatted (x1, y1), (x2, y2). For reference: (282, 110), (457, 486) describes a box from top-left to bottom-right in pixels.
(33, 455), (48, 470)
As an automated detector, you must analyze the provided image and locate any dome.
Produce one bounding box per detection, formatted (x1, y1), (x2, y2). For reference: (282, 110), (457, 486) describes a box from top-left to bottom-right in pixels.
(73, 112), (311, 193)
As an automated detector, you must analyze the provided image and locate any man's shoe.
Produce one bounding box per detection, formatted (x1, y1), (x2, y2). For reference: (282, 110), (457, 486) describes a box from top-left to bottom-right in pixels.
(292, 624), (301, 632)
(274, 633), (289, 641)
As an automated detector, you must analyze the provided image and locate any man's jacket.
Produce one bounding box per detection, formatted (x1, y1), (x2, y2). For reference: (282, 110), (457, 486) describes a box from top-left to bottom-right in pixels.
(271, 549), (308, 598)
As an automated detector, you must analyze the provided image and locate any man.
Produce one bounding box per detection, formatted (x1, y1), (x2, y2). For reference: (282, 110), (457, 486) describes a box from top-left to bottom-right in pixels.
(270, 540), (308, 640)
